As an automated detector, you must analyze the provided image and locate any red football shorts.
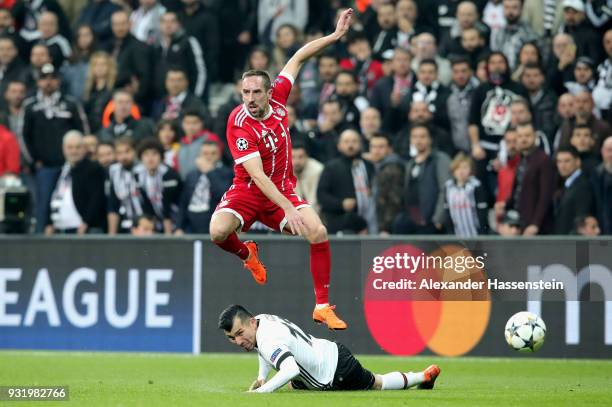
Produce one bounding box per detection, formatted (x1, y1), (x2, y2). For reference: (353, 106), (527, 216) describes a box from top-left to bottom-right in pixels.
(212, 184), (310, 232)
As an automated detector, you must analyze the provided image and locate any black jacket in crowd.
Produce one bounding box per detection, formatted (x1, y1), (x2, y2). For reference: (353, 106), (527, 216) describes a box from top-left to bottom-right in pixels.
(591, 163), (612, 235)
(317, 155), (375, 234)
(47, 158), (107, 229)
(152, 30), (207, 99)
(553, 172), (594, 234)
(178, 2), (219, 83)
(106, 34), (152, 104)
(23, 91), (88, 167)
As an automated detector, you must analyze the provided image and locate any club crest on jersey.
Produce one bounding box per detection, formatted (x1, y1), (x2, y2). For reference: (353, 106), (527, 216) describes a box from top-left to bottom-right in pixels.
(236, 138), (248, 151)
(275, 107), (286, 117)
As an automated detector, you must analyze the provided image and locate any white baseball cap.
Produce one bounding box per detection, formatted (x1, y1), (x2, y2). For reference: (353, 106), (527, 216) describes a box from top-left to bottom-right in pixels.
(563, 0), (585, 12)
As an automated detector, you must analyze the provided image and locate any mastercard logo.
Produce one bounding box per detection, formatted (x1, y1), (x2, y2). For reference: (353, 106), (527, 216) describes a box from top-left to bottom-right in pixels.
(363, 244), (491, 356)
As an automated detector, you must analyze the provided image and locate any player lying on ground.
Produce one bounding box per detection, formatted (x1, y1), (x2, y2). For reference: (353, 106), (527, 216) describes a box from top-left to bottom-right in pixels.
(208, 9), (357, 330)
(218, 305), (441, 393)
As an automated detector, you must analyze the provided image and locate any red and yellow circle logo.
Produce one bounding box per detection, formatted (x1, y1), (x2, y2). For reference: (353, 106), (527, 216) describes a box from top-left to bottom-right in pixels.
(363, 244), (491, 356)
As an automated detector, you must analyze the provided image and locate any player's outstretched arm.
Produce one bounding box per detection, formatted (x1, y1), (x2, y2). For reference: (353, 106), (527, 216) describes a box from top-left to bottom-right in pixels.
(250, 357), (300, 393)
(242, 156), (306, 235)
(281, 8), (353, 80)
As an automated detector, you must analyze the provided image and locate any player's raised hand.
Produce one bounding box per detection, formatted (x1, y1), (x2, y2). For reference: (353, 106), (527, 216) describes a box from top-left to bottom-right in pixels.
(334, 8), (353, 39)
(284, 206), (307, 236)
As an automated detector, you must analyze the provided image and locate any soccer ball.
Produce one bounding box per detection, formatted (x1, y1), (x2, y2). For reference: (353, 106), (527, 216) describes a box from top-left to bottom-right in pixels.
(504, 311), (547, 353)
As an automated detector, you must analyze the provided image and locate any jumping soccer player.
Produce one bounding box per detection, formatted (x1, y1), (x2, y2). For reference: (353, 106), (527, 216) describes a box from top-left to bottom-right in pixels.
(218, 305), (441, 393)
(208, 9), (356, 330)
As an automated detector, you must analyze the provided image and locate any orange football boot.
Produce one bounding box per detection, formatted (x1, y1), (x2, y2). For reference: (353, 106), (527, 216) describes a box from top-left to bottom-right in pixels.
(312, 305), (347, 330)
(243, 241), (267, 285)
(418, 364), (441, 389)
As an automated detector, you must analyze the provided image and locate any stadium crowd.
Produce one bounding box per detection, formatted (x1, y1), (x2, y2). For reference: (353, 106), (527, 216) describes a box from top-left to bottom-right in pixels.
(0, 0), (610, 237)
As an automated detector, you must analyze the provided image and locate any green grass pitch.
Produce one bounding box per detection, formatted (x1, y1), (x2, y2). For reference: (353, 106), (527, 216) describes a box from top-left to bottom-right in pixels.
(1, 351), (611, 406)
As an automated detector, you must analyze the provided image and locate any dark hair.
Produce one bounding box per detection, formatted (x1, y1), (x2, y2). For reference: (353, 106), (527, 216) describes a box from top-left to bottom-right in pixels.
(336, 69), (357, 83)
(292, 140), (308, 151)
(97, 140), (114, 150)
(450, 55), (472, 67)
(410, 124), (431, 137)
(182, 108), (204, 122)
(572, 124), (592, 134)
(166, 66), (188, 79)
(518, 41), (542, 66)
(114, 136), (135, 149)
(371, 133), (391, 145)
(556, 145), (580, 159)
(573, 214), (597, 233)
(522, 62), (543, 74)
(318, 50), (339, 63)
(419, 58), (438, 70)
(156, 119), (181, 143)
(347, 31), (369, 45)
(242, 69), (272, 90)
(218, 305), (253, 331)
(137, 137), (165, 159)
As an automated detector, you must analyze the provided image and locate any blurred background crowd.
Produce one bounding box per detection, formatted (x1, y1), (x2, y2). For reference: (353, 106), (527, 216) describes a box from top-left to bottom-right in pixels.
(0, 0), (610, 237)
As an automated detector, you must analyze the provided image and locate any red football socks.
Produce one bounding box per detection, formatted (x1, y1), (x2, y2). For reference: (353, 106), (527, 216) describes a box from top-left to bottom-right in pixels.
(215, 232), (249, 260)
(310, 241), (331, 304)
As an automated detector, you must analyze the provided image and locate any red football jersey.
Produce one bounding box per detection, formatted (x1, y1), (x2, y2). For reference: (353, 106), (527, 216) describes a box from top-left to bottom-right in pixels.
(226, 73), (297, 192)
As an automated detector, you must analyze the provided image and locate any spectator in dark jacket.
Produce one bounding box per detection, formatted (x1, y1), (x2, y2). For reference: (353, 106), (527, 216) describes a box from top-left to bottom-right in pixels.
(107, 136), (138, 234)
(176, 141), (232, 234)
(12, 0), (71, 43)
(559, 91), (612, 149)
(521, 63), (558, 144)
(553, 146), (594, 234)
(560, 0), (604, 63)
(45, 130), (106, 234)
(97, 90), (154, 142)
(152, 11), (206, 100)
(35, 11), (71, 69)
(505, 122), (555, 235)
(152, 67), (207, 122)
(178, 0), (219, 85)
(23, 63), (88, 233)
(369, 47), (415, 134)
(0, 9), (30, 62)
(106, 10), (152, 107)
(317, 129), (377, 234)
(591, 136), (612, 234)
(393, 125), (451, 234)
(0, 36), (27, 95)
(368, 134), (405, 235)
(569, 125), (601, 174)
(76, 0), (121, 46)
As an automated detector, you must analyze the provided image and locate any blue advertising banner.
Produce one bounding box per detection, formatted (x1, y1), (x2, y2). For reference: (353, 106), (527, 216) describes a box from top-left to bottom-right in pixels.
(0, 239), (201, 353)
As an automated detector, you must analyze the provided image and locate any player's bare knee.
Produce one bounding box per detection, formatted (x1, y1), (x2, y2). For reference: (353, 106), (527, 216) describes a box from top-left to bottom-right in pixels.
(307, 224), (328, 244)
(210, 224), (230, 243)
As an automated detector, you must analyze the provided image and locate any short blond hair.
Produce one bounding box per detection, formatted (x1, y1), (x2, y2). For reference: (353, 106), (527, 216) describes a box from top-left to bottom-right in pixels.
(450, 152), (474, 174)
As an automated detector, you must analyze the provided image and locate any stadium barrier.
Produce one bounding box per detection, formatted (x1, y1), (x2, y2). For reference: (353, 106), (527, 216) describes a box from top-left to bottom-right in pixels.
(0, 236), (611, 358)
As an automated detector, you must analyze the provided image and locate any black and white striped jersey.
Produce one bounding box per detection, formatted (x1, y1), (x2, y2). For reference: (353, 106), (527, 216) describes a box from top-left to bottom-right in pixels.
(255, 314), (338, 390)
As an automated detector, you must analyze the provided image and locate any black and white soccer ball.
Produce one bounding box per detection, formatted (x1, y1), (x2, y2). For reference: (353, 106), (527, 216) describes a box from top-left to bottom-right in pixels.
(504, 311), (547, 353)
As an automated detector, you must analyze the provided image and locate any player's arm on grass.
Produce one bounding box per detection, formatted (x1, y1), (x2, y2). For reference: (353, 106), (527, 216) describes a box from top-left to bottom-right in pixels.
(242, 157), (306, 235)
(249, 354), (272, 390)
(279, 8), (353, 81)
(251, 357), (300, 393)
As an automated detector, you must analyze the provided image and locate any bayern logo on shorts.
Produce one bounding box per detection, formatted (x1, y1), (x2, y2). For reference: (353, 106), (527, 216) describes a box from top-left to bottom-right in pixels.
(236, 138), (248, 151)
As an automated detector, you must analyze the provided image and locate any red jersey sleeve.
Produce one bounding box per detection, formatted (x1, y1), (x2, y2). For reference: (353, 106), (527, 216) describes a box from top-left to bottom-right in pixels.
(271, 72), (294, 106)
(228, 126), (260, 165)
